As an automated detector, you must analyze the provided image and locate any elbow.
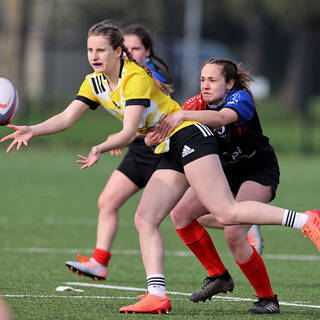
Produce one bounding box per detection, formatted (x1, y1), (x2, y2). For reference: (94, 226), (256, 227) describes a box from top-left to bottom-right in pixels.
(208, 115), (228, 129)
(121, 130), (138, 147)
(208, 119), (224, 129)
(127, 134), (136, 145)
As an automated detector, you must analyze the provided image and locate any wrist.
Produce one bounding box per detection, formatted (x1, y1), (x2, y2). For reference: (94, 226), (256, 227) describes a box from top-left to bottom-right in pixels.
(94, 145), (102, 154)
(28, 126), (36, 137)
(181, 110), (187, 121)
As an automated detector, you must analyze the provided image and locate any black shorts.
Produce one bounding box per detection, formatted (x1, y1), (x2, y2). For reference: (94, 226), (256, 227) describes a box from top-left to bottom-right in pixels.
(156, 124), (219, 173)
(117, 136), (161, 188)
(223, 156), (280, 201)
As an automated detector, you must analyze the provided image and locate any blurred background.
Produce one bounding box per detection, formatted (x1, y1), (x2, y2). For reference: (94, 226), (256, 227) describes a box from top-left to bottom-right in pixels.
(0, 0), (320, 154)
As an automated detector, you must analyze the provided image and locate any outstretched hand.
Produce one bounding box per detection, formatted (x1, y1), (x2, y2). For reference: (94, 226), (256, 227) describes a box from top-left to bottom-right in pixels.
(0, 124), (33, 153)
(77, 146), (101, 170)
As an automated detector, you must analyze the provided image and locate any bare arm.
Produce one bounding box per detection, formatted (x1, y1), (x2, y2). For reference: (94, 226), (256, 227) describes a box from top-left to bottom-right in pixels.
(77, 105), (145, 169)
(30, 100), (89, 136)
(0, 100), (89, 153)
(157, 108), (238, 138)
(180, 108), (238, 128)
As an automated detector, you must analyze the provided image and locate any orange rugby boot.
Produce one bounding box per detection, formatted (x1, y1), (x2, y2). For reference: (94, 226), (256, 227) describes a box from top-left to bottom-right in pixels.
(119, 293), (171, 314)
(302, 209), (320, 251)
(136, 291), (148, 299)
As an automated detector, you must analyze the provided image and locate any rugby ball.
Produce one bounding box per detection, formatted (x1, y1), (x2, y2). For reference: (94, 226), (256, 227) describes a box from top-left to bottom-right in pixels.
(0, 77), (19, 125)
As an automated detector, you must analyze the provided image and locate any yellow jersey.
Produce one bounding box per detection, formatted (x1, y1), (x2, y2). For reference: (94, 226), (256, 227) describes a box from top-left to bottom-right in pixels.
(76, 59), (197, 153)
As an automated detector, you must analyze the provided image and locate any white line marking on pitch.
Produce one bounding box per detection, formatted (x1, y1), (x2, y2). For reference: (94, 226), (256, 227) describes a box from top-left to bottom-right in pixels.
(2, 294), (140, 300)
(3, 282), (320, 310)
(65, 282), (320, 309)
(2, 247), (320, 261)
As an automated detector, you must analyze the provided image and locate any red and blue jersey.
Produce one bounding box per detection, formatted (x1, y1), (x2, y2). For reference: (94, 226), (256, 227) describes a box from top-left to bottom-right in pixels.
(182, 90), (278, 171)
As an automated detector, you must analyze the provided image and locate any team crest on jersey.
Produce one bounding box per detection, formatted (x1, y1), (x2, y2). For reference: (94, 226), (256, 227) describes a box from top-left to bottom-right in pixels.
(215, 125), (229, 138)
(228, 92), (240, 105)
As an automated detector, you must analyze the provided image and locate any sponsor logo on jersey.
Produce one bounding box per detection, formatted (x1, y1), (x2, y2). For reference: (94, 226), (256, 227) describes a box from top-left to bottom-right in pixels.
(182, 145), (195, 157)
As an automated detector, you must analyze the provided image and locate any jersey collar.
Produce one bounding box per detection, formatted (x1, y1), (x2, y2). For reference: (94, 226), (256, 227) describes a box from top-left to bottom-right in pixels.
(102, 59), (124, 80)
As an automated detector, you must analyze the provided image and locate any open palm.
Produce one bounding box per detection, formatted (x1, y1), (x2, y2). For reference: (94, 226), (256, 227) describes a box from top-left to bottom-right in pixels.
(0, 125), (33, 153)
(77, 146), (101, 170)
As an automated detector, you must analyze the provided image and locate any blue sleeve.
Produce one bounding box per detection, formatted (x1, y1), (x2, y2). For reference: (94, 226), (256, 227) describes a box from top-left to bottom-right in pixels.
(151, 69), (167, 83)
(145, 61), (168, 84)
(224, 90), (255, 125)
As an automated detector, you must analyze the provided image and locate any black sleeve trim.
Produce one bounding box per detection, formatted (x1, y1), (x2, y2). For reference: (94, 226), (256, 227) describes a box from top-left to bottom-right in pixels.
(126, 99), (150, 107)
(75, 95), (100, 110)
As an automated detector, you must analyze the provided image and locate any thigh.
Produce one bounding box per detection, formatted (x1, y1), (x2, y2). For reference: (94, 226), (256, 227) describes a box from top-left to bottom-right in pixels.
(236, 180), (272, 203)
(136, 169), (190, 227)
(224, 181), (273, 239)
(99, 169), (140, 207)
(184, 154), (235, 214)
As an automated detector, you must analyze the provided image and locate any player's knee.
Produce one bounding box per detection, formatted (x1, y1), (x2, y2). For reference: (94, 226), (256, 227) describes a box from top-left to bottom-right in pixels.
(170, 202), (198, 228)
(170, 206), (184, 226)
(134, 206), (161, 232)
(224, 229), (242, 249)
(97, 192), (117, 214)
(134, 211), (148, 232)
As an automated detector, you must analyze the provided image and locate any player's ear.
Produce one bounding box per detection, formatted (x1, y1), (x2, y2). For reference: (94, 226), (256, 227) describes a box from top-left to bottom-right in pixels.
(116, 46), (122, 58)
(227, 79), (234, 90)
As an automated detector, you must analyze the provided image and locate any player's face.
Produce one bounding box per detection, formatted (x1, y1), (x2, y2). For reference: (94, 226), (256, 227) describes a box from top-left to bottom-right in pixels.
(87, 35), (122, 75)
(200, 63), (233, 104)
(124, 35), (150, 64)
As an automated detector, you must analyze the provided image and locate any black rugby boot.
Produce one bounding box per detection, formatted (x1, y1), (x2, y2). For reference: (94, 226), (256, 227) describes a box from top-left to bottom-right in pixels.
(248, 295), (280, 314)
(190, 270), (234, 303)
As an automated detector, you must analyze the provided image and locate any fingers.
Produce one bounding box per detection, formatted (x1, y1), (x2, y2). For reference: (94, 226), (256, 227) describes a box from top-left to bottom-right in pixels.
(80, 160), (95, 170)
(76, 159), (89, 169)
(6, 141), (17, 153)
(110, 148), (122, 156)
(145, 131), (164, 146)
(76, 159), (86, 164)
(76, 154), (88, 165)
(0, 136), (10, 143)
(1, 125), (24, 143)
(158, 122), (171, 137)
(77, 154), (87, 160)
(76, 154), (97, 169)
(7, 124), (18, 130)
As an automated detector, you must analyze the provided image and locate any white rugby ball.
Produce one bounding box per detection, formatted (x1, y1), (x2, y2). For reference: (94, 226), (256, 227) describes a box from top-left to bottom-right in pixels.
(0, 77), (19, 125)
